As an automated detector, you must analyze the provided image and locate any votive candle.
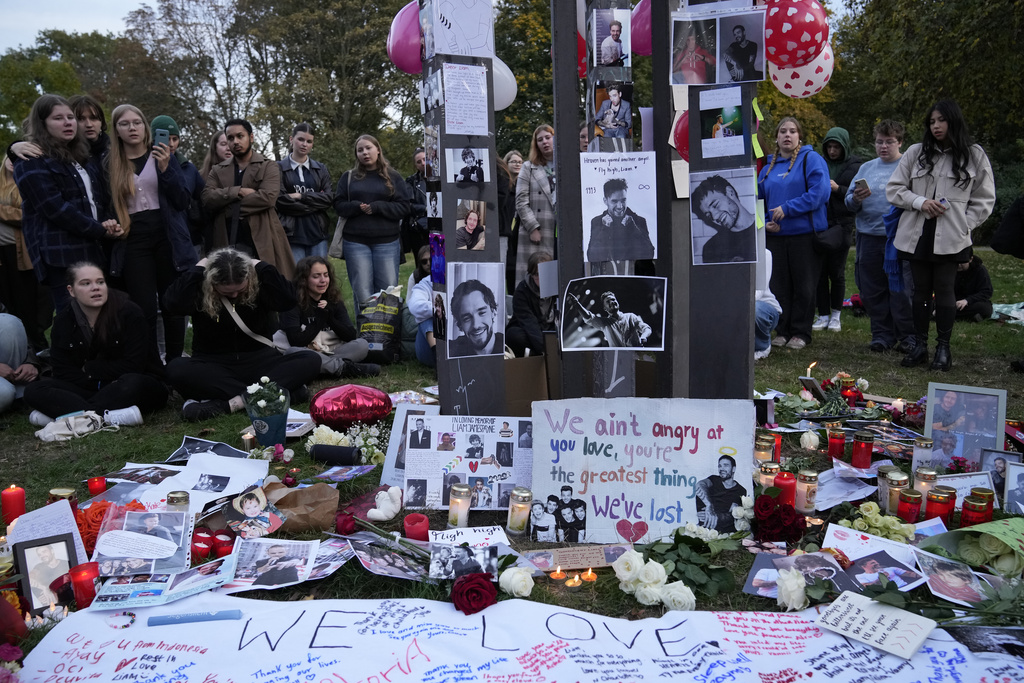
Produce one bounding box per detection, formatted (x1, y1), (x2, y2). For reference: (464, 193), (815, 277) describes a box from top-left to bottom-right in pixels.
(827, 429), (846, 460)
(795, 470), (818, 514)
(549, 566), (566, 582)
(403, 513), (430, 542)
(565, 574), (582, 592)
(506, 487), (532, 536)
(851, 431), (874, 469)
(581, 568), (597, 582)
(2, 485), (26, 526)
(773, 471), (796, 507)
(69, 562), (100, 609)
(897, 489), (923, 524)
(447, 483), (471, 529)
(759, 462), (781, 489)
(87, 477), (106, 496)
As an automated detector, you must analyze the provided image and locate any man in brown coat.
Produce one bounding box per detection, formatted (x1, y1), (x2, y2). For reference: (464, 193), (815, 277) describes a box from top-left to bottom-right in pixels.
(202, 119), (295, 279)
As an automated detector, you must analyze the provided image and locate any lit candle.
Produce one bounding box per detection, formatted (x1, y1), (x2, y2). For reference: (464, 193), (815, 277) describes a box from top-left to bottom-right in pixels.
(215, 543), (234, 558)
(565, 574), (582, 591)
(581, 568), (597, 582)
(506, 487), (533, 535)
(914, 467), (938, 517)
(885, 471), (910, 516)
(891, 398), (905, 413)
(447, 483), (471, 529)
(773, 471), (796, 507)
(753, 435), (774, 466)
(403, 513), (430, 542)
(827, 429), (846, 459)
(2, 485), (26, 526)
(213, 530), (235, 549)
(896, 489), (922, 524)
(758, 462), (781, 489)
(773, 433), (782, 463)
(69, 562), (100, 609)
(806, 361), (817, 377)
(191, 541), (211, 560)
(549, 566), (566, 582)
(851, 431), (874, 469)
(794, 470), (818, 514)
(193, 527), (213, 543)
(87, 477), (106, 496)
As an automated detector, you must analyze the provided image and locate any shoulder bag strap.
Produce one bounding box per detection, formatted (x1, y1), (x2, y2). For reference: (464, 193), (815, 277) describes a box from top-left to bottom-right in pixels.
(802, 153), (817, 233)
(222, 296), (276, 348)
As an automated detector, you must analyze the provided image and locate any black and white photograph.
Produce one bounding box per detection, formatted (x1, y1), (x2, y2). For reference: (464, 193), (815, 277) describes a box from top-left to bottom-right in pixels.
(424, 125), (440, 179)
(561, 276), (666, 351)
(495, 442), (514, 468)
(533, 485), (588, 543)
(348, 533), (428, 582)
(193, 473), (230, 493)
(380, 403), (440, 486)
(944, 626), (1024, 657)
(695, 453), (748, 533)
(846, 550), (924, 591)
(497, 483), (516, 508)
(165, 435), (247, 464)
(697, 86), (745, 159)
(125, 511), (183, 545)
(1005, 461), (1024, 513)
(580, 152), (657, 263)
(454, 198), (487, 251)
(104, 464), (181, 485)
(980, 449), (1020, 498)
(405, 479), (428, 507)
(530, 497), (558, 541)
(441, 473), (463, 505)
(716, 11), (764, 83)
(427, 189), (443, 220)
(518, 421), (533, 448)
(592, 8), (631, 68)
(14, 534), (77, 614)
(672, 18), (718, 85)
(446, 262), (505, 358)
(428, 544), (498, 580)
(421, 68), (443, 113)
(772, 551), (861, 594)
(690, 167), (757, 265)
(432, 291), (447, 341)
(445, 146), (490, 186)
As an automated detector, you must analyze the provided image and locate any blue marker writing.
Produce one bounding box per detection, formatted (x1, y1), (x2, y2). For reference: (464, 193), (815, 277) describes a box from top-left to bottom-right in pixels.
(148, 610), (243, 626)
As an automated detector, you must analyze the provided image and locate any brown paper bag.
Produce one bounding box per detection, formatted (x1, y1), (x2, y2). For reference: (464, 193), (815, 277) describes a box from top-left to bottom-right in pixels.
(264, 482), (340, 534)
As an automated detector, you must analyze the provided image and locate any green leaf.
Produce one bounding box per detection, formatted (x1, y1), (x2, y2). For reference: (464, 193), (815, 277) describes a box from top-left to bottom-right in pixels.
(764, 486), (782, 498)
(874, 592), (907, 608)
(682, 564), (710, 585)
(650, 543), (673, 554)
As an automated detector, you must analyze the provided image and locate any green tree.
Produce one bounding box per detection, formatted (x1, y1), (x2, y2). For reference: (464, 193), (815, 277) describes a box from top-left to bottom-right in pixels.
(0, 50), (79, 150)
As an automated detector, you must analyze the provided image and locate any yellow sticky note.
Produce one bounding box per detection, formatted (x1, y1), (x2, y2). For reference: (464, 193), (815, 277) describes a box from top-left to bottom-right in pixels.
(753, 97), (764, 122)
(752, 133), (764, 158)
(756, 200), (766, 230)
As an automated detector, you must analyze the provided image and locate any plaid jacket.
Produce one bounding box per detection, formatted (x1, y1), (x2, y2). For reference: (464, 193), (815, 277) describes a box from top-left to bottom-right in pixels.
(13, 154), (111, 280)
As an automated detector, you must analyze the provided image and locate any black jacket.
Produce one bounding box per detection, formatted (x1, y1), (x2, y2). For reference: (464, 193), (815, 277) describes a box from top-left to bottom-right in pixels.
(276, 158), (333, 246)
(49, 290), (159, 390)
(279, 299), (358, 347)
(954, 256), (993, 305)
(506, 279), (556, 353)
(333, 169), (411, 245)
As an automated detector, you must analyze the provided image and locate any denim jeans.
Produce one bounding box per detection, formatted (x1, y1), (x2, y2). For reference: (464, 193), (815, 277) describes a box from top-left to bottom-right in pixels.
(343, 239), (401, 311)
(754, 302), (781, 352)
(290, 240), (328, 263)
(415, 318), (436, 367)
(855, 233), (914, 346)
(0, 313), (28, 411)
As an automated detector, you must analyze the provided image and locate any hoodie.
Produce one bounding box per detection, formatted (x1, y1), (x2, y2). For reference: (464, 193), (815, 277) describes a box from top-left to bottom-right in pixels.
(822, 127), (862, 231)
(757, 144), (830, 236)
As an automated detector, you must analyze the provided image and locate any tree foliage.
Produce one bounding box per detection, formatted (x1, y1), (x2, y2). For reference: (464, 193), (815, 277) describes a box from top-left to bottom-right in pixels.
(0, 51), (79, 150)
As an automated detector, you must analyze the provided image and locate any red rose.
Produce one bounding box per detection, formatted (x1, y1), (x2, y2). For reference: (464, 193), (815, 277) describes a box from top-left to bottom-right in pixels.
(335, 513), (356, 536)
(753, 495), (778, 521)
(779, 504), (801, 527)
(451, 573), (497, 615)
(755, 518), (784, 542)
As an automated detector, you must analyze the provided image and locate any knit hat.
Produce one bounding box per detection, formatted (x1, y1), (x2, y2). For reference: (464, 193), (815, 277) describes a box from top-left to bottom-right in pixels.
(150, 115), (180, 137)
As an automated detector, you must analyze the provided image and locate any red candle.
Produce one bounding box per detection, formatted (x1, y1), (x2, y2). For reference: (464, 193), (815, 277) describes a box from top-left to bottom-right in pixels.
(213, 529), (235, 547)
(403, 513), (430, 542)
(773, 471), (796, 507)
(773, 434), (782, 462)
(69, 562), (99, 609)
(827, 430), (845, 459)
(193, 527), (213, 542)
(215, 544), (234, 558)
(87, 477), (107, 496)
(191, 541), (211, 560)
(851, 431), (874, 469)
(2, 485), (26, 526)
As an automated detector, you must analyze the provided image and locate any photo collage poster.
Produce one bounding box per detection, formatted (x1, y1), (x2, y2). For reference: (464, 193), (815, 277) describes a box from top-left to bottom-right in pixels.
(670, 8), (765, 86)
(403, 415), (534, 511)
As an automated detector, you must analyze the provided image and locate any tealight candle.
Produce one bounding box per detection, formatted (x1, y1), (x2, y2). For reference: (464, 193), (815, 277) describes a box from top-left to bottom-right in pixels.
(87, 477), (107, 496)
(773, 471), (796, 508)
(447, 483), (472, 529)
(191, 541), (211, 560)
(2, 484), (26, 526)
(549, 566), (566, 582)
(581, 568), (597, 582)
(403, 513), (430, 542)
(69, 562), (100, 609)
(565, 574), (582, 591)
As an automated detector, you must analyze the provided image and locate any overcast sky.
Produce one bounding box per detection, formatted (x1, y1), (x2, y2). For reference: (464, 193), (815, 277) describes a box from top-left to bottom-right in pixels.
(0, 0), (138, 54)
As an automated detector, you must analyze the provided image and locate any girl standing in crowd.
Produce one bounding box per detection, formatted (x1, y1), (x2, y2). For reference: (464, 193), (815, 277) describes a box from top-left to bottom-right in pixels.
(514, 124), (556, 286)
(106, 104), (194, 363)
(12, 94), (122, 312)
(200, 131), (232, 182)
(23, 262), (167, 425)
(758, 116), (830, 350)
(277, 256), (377, 378)
(276, 123), (334, 261)
(164, 247), (321, 421)
(333, 135), (411, 313)
(887, 99), (995, 371)
(506, 251), (557, 358)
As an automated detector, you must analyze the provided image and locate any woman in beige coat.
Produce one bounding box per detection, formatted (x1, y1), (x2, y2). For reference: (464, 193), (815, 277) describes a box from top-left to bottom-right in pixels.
(886, 99), (994, 371)
(514, 125), (556, 287)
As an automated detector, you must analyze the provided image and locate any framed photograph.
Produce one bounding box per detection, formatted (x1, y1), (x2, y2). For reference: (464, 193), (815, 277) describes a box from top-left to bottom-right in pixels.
(13, 533), (78, 615)
(798, 376), (827, 401)
(1005, 461), (1024, 514)
(924, 383), (1007, 469)
(980, 448), (1021, 501)
(935, 472), (999, 511)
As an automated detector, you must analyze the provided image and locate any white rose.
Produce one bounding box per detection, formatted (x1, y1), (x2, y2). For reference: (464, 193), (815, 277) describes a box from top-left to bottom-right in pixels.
(619, 580), (638, 595)
(612, 549), (645, 583)
(732, 505), (747, 520)
(260, 376), (270, 383)
(856, 378), (869, 391)
(991, 551), (1024, 577)
(659, 582), (696, 611)
(741, 496), (754, 509)
(498, 567), (535, 597)
(776, 568), (809, 612)
(979, 534), (1012, 557)
(735, 518), (750, 532)
(637, 560), (668, 588)
(247, 383), (260, 394)
(257, 399), (267, 408)
(635, 584), (662, 606)
(800, 430), (820, 451)
(279, 395), (286, 402)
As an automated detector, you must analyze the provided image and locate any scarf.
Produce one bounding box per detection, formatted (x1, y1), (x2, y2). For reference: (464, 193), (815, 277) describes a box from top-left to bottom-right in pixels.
(883, 205), (905, 292)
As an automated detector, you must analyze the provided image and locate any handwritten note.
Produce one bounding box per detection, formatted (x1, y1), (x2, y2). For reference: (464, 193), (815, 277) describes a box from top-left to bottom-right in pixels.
(817, 590), (936, 659)
(7, 499), (86, 566)
(429, 525), (509, 548)
(443, 63), (488, 136)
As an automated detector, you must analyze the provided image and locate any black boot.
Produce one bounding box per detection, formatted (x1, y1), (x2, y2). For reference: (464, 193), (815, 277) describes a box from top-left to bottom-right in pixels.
(900, 338), (928, 367)
(931, 343), (952, 371)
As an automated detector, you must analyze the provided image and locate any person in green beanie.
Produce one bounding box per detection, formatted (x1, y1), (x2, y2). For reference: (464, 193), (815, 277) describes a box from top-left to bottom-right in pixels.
(151, 114), (205, 258)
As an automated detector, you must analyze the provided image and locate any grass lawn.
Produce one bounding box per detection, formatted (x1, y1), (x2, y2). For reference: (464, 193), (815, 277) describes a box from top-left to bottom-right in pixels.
(4, 248), (1024, 645)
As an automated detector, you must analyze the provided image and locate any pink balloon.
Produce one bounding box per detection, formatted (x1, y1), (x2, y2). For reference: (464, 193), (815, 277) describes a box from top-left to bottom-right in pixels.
(631, 0), (652, 56)
(577, 32), (587, 79)
(672, 110), (690, 162)
(765, 0), (830, 68)
(387, 1), (422, 75)
(768, 42), (834, 99)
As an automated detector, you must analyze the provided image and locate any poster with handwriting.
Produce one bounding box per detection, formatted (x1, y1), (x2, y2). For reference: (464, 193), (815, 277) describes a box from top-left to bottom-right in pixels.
(26, 592), (1024, 683)
(580, 152), (657, 263)
(443, 63), (488, 136)
(404, 415), (533, 510)
(532, 397), (755, 543)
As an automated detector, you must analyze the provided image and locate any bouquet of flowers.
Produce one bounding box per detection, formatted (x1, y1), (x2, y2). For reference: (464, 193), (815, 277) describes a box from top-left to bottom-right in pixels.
(752, 494), (806, 544)
(244, 376), (288, 418)
(834, 501), (915, 543)
(613, 549), (697, 611)
(306, 423), (387, 465)
(0, 642), (22, 682)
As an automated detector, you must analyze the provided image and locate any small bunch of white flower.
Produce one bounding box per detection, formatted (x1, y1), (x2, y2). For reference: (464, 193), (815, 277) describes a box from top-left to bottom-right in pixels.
(346, 422), (388, 466)
(730, 496), (755, 532)
(678, 521), (732, 542)
(243, 376), (288, 417)
(305, 424), (353, 451)
(498, 567), (535, 597)
(612, 549), (696, 611)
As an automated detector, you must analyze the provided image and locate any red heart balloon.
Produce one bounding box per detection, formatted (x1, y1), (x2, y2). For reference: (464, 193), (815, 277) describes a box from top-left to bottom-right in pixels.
(672, 109), (690, 162)
(310, 385), (392, 430)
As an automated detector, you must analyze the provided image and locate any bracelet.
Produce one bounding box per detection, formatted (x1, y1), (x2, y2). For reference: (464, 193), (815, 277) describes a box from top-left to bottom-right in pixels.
(107, 611), (136, 629)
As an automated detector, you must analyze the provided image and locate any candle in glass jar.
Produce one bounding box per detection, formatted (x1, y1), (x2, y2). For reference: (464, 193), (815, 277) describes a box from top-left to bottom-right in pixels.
(827, 429), (846, 459)
(840, 378), (858, 407)
(897, 489), (923, 524)
(69, 562), (100, 609)
(753, 436), (774, 466)
(166, 491), (190, 512)
(885, 471), (910, 516)
(924, 490), (953, 526)
(773, 434), (782, 463)
(912, 437), (933, 469)
(934, 485), (957, 514)
(970, 487), (995, 522)
(506, 487), (532, 535)
(851, 431), (874, 469)
(447, 483), (472, 529)
(87, 477), (106, 496)
(914, 467), (938, 515)
(2, 485), (26, 526)
(773, 471), (796, 507)
(795, 470), (818, 514)
(960, 496), (988, 527)
(876, 465), (900, 514)
(759, 462), (781, 489)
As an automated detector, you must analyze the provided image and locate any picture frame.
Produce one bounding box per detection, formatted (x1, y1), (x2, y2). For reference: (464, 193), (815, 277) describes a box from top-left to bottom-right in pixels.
(979, 448), (1020, 502)
(12, 532), (78, 615)
(1004, 461), (1024, 514)
(924, 383), (1007, 469)
(798, 376), (827, 402)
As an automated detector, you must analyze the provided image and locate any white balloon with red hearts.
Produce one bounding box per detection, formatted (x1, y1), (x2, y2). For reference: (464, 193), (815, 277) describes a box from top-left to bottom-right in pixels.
(764, 0), (830, 68)
(768, 41), (834, 99)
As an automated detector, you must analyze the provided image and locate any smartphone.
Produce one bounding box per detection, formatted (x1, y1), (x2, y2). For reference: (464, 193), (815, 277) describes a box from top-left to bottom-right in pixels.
(154, 128), (170, 148)
(938, 197), (949, 209)
(854, 178), (869, 192)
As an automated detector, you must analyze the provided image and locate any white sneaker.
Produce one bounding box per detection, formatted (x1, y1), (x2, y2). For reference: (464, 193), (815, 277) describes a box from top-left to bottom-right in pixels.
(754, 346), (771, 361)
(29, 410), (53, 427)
(827, 316), (842, 332)
(104, 405), (143, 427)
(812, 315), (829, 331)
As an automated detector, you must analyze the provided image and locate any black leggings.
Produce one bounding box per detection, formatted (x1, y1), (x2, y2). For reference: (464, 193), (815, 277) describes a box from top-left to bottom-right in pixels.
(24, 374), (168, 417)
(910, 260), (958, 344)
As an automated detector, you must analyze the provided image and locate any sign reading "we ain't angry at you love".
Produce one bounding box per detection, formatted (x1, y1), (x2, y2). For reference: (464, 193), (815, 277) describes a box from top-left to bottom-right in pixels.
(531, 397), (755, 544)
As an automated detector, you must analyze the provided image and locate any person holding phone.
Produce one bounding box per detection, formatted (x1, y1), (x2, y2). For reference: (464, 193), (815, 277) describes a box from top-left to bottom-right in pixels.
(887, 100), (995, 371)
(105, 104), (194, 364)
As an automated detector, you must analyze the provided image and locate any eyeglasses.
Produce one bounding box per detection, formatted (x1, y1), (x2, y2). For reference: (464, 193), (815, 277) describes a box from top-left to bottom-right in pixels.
(116, 120), (145, 129)
(874, 139), (899, 147)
